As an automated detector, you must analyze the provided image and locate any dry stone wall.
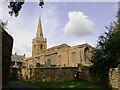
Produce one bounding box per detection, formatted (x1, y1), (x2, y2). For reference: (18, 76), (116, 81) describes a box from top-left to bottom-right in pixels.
(79, 67), (120, 88)
(21, 66), (120, 89)
(22, 67), (78, 82)
(109, 68), (120, 89)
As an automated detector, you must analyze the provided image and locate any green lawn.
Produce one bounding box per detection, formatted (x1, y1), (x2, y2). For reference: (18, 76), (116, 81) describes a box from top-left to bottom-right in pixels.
(24, 80), (110, 89)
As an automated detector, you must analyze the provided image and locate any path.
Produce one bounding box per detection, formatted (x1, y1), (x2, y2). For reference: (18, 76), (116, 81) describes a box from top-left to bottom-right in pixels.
(8, 80), (44, 90)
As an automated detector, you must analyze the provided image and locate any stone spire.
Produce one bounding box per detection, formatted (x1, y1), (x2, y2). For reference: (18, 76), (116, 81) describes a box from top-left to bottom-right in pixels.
(36, 18), (43, 38)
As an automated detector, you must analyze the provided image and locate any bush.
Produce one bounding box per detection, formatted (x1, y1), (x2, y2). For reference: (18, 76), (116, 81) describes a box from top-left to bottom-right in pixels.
(117, 64), (120, 69)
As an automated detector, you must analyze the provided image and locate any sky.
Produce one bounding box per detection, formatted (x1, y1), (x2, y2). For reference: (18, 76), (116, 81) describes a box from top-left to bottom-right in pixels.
(1, 1), (118, 57)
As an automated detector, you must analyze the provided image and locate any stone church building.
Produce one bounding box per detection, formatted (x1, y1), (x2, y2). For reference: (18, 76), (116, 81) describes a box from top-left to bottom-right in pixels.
(23, 18), (94, 68)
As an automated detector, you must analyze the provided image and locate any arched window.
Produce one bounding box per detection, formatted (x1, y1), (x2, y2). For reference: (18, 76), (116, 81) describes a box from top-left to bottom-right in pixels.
(72, 52), (76, 67)
(58, 55), (61, 66)
(47, 59), (51, 67)
(29, 64), (33, 68)
(34, 45), (36, 50)
(22, 63), (26, 68)
(40, 44), (43, 49)
(80, 50), (82, 64)
(36, 63), (40, 67)
(84, 47), (90, 62)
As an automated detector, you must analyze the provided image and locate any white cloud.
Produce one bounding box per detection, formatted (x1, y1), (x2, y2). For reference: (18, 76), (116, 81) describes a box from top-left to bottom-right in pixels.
(1, 3), (96, 57)
(63, 11), (95, 36)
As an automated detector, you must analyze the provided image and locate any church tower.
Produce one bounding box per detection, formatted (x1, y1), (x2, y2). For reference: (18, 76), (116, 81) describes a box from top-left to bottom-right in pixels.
(32, 18), (47, 57)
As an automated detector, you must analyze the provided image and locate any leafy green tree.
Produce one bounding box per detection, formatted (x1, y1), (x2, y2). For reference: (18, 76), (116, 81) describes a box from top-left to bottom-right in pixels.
(91, 6), (120, 86)
(8, 0), (44, 17)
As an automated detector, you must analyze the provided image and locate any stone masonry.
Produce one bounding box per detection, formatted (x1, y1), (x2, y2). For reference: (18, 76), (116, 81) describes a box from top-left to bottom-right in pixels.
(22, 18), (94, 69)
(22, 67), (78, 82)
(109, 68), (120, 89)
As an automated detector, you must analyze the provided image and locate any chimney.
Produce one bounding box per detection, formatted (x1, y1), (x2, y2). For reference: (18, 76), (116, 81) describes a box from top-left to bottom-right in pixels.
(23, 54), (26, 58)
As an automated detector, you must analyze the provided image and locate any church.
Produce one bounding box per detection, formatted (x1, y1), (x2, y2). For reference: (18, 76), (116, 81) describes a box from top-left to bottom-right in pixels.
(23, 18), (94, 68)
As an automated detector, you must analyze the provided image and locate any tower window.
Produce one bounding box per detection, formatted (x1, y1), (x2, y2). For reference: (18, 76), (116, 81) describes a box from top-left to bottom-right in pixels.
(72, 52), (76, 67)
(84, 47), (90, 62)
(47, 59), (51, 67)
(34, 45), (36, 50)
(36, 63), (40, 67)
(40, 44), (43, 49)
(58, 55), (61, 65)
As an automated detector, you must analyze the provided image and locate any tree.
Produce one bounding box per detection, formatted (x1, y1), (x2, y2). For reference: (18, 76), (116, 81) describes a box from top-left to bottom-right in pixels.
(8, 0), (25, 17)
(8, 0), (44, 17)
(0, 20), (7, 30)
(91, 4), (120, 86)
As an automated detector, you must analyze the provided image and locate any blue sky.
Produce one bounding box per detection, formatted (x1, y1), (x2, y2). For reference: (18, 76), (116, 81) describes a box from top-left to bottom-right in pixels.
(1, 2), (118, 57)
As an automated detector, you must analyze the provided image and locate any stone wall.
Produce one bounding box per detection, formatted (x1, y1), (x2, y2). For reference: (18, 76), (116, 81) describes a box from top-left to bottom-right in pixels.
(79, 67), (91, 81)
(77, 66), (120, 89)
(78, 66), (97, 83)
(10, 68), (18, 80)
(24, 41), (94, 68)
(22, 68), (31, 80)
(21, 66), (120, 89)
(109, 68), (120, 89)
(22, 67), (78, 82)
(119, 68), (120, 90)
(78, 66), (120, 88)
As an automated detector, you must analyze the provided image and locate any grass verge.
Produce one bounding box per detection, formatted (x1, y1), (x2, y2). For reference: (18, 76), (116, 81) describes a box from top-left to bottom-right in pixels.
(21, 80), (110, 89)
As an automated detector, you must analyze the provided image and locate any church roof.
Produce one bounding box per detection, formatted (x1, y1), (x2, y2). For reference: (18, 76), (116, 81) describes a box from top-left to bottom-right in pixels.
(11, 54), (25, 61)
(47, 44), (70, 50)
